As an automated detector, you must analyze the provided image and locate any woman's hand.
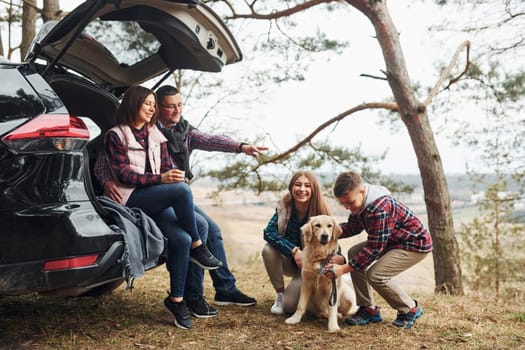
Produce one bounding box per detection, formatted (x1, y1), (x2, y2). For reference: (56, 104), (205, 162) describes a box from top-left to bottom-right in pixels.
(103, 179), (123, 203)
(161, 169), (185, 183)
(293, 249), (303, 270)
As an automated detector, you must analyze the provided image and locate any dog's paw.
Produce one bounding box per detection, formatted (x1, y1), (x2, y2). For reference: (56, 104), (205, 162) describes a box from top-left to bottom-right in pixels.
(328, 324), (341, 333)
(285, 315), (301, 325)
(328, 320), (340, 333)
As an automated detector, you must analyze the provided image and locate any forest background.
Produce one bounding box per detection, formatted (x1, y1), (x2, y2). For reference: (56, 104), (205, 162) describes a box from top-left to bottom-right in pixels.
(0, 1), (524, 348)
(1, 0), (523, 300)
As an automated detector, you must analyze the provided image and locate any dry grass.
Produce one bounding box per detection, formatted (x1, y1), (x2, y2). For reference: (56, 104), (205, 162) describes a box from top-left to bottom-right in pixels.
(1, 202), (524, 349)
(1, 261), (524, 350)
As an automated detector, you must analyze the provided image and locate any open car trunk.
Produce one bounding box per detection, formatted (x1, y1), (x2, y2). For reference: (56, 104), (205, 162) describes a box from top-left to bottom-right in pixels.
(27, 0), (242, 95)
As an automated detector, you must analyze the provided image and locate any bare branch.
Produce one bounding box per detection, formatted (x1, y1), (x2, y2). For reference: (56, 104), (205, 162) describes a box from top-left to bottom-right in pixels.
(0, 0), (21, 8)
(423, 40), (471, 106)
(488, 36), (525, 55)
(8, 44), (20, 58)
(0, 0), (41, 12)
(360, 73), (388, 81)
(223, 0), (339, 20)
(251, 101), (398, 171)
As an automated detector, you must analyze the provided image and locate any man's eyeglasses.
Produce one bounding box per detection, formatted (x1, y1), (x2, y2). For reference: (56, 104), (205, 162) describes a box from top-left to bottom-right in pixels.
(159, 104), (182, 110)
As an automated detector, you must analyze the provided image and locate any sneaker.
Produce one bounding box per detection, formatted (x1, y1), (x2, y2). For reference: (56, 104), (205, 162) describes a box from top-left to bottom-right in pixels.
(214, 291), (257, 306)
(163, 297), (192, 330)
(189, 244), (223, 270)
(344, 306), (383, 326)
(392, 300), (423, 329)
(186, 296), (218, 318)
(270, 292), (283, 315)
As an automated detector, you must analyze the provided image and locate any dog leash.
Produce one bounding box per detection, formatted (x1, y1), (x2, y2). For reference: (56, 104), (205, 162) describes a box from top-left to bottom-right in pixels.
(319, 253), (338, 307)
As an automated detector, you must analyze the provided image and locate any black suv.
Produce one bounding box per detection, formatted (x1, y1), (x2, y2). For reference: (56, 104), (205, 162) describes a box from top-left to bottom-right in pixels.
(0, 0), (241, 297)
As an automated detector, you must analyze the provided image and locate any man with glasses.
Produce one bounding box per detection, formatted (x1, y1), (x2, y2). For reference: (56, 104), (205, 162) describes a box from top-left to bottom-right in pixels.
(95, 85), (266, 319)
(155, 85), (267, 315)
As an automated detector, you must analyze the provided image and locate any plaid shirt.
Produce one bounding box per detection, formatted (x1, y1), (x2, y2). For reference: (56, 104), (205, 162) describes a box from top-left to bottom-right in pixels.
(161, 121), (239, 155)
(95, 123), (239, 187)
(341, 195), (433, 271)
(104, 127), (172, 186)
(263, 205), (307, 256)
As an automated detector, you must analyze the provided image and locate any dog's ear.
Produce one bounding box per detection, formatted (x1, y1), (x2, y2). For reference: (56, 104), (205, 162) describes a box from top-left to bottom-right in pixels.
(301, 219), (313, 243)
(332, 217), (343, 239)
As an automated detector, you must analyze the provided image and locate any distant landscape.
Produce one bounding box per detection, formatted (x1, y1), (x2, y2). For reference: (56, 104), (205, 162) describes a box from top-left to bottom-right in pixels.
(192, 172), (500, 222)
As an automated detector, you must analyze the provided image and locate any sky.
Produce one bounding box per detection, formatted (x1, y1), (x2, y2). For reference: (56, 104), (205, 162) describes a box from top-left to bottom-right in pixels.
(2, 1), (481, 175)
(194, 1), (479, 175)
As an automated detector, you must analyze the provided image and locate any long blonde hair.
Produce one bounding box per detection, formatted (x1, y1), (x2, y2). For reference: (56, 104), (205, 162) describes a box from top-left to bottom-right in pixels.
(283, 170), (331, 217)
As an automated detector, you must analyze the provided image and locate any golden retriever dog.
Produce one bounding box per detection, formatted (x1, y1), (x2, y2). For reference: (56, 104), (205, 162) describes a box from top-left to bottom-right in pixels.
(285, 215), (355, 332)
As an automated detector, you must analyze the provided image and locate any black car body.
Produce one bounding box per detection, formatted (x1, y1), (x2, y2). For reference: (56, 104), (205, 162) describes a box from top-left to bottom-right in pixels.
(0, 0), (241, 297)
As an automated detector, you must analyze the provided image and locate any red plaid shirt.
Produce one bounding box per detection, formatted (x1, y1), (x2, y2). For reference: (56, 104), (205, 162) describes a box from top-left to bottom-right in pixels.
(340, 195), (433, 271)
(105, 126), (172, 186)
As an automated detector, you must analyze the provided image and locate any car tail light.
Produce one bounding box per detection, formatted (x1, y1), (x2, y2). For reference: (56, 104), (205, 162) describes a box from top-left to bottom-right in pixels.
(1, 114), (90, 153)
(43, 254), (99, 271)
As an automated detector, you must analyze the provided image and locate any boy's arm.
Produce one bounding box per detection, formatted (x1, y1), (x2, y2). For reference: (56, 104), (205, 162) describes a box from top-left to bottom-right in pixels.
(349, 209), (395, 270)
(339, 215), (364, 239)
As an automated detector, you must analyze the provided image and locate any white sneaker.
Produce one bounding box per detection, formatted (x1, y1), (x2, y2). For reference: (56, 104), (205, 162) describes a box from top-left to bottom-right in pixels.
(270, 292), (283, 315)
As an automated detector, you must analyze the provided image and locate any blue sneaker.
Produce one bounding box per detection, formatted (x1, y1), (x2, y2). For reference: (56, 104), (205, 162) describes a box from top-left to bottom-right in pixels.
(392, 300), (423, 329)
(345, 306), (383, 326)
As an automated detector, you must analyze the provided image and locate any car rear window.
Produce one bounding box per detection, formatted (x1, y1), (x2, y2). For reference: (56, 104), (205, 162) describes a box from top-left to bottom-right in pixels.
(83, 20), (160, 67)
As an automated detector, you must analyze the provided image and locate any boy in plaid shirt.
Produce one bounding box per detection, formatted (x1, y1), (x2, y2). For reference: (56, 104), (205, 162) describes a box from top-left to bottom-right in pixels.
(325, 171), (433, 329)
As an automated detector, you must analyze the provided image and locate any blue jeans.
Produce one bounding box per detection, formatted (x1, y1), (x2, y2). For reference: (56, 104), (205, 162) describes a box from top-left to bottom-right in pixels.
(184, 206), (238, 300)
(127, 182), (200, 241)
(127, 182), (203, 297)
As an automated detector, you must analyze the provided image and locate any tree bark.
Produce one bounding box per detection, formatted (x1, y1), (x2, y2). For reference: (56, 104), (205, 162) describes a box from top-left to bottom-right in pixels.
(42, 0), (61, 22)
(346, 0), (463, 294)
(21, 0), (37, 61)
(0, 30), (4, 57)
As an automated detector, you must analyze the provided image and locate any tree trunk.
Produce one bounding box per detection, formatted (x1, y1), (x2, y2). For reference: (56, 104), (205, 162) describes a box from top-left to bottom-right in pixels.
(346, 0), (463, 294)
(42, 0), (61, 22)
(21, 0), (37, 61)
(0, 30), (4, 57)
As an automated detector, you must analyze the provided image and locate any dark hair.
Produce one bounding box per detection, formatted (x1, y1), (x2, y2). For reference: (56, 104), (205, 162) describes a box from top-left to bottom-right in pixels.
(283, 170), (331, 217)
(333, 171), (363, 198)
(156, 85), (179, 103)
(115, 85), (156, 127)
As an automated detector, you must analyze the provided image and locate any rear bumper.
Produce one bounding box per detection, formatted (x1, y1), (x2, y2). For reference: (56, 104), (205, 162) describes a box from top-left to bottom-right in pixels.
(0, 240), (124, 296)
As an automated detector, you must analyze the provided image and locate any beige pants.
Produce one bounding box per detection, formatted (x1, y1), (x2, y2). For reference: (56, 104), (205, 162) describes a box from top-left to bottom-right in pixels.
(349, 241), (429, 313)
(262, 243), (301, 314)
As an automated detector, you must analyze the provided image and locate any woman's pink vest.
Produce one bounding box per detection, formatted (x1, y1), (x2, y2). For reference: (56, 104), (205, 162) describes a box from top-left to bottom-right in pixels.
(108, 124), (168, 205)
